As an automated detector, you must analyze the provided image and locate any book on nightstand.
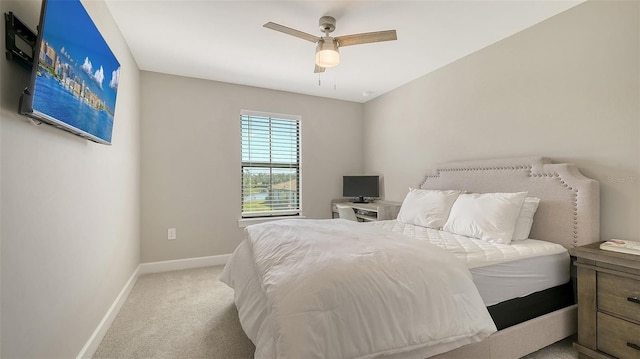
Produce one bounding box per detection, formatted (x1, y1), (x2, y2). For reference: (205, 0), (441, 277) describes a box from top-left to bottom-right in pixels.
(600, 239), (640, 255)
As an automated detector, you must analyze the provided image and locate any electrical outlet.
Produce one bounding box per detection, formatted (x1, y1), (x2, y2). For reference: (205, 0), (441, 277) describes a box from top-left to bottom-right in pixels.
(168, 228), (177, 240)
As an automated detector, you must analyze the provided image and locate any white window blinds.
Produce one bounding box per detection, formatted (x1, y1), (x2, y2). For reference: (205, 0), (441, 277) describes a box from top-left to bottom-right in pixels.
(241, 111), (301, 218)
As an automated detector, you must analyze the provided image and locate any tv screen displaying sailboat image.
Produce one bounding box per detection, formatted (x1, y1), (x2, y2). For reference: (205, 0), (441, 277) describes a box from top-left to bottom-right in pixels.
(20, 0), (120, 145)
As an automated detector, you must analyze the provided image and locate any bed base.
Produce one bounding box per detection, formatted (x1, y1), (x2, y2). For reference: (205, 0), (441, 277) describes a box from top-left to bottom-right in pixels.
(432, 305), (577, 359)
(488, 281), (574, 330)
(383, 303), (577, 359)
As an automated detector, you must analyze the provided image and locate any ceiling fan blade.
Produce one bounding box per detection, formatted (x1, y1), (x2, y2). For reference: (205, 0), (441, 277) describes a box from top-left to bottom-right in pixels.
(336, 30), (397, 47)
(314, 64), (326, 73)
(263, 22), (320, 43)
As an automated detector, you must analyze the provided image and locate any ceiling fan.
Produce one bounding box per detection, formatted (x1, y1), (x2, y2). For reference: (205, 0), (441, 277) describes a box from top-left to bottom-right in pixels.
(264, 16), (397, 73)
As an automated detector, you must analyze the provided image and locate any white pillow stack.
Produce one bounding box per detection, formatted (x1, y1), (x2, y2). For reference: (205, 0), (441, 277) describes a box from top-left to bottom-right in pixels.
(396, 189), (461, 229)
(442, 192), (528, 244)
(396, 188), (541, 244)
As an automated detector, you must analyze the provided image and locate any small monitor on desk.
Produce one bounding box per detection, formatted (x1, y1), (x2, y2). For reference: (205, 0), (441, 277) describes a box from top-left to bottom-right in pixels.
(343, 175), (379, 203)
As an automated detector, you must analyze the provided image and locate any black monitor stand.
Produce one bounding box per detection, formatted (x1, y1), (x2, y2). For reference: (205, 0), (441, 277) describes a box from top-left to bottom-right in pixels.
(352, 196), (368, 204)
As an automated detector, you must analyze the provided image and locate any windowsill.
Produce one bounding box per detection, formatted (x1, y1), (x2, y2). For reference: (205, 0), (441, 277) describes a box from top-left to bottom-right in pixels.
(238, 215), (306, 228)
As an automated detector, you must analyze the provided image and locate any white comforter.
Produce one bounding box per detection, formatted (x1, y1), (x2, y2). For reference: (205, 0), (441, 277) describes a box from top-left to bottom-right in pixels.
(221, 219), (496, 359)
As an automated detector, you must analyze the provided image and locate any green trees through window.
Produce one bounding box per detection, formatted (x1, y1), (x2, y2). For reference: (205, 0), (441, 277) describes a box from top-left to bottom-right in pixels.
(241, 112), (300, 217)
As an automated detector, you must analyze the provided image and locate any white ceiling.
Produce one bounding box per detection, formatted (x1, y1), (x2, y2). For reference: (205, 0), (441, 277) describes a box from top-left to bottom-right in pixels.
(105, 0), (583, 103)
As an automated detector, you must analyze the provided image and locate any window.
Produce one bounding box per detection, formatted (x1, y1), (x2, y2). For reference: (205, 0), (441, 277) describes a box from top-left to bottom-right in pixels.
(241, 110), (301, 218)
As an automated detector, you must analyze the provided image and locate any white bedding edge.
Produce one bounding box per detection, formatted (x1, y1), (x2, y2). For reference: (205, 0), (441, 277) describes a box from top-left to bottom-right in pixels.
(369, 220), (568, 268)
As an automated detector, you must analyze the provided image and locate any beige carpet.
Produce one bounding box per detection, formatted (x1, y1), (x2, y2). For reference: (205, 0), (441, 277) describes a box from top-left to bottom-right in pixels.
(93, 266), (577, 359)
(93, 266), (255, 358)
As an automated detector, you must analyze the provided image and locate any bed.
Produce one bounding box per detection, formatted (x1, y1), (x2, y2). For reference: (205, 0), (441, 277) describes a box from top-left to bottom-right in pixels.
(221, 157), (600, 358)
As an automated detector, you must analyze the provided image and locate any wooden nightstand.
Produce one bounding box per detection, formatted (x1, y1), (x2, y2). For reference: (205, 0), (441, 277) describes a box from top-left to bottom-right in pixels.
(571, 242), (640, 359)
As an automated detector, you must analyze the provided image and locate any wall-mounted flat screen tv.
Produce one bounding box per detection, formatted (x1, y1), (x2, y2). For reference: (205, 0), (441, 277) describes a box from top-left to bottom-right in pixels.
(19, 0), (120, 145)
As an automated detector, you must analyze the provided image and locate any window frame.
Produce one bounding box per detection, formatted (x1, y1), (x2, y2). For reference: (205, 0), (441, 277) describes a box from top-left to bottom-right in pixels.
(240, 109), (302, 221)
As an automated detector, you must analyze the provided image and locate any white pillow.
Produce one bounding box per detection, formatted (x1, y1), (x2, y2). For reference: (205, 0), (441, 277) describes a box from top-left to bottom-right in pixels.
(397, 189), (461, 229)
(511, 197), (540, 241)
(443, 192), (528, 244)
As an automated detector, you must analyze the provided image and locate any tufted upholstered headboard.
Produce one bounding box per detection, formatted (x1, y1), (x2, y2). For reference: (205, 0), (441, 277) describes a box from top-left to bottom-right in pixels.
(419, 157), (600, 249)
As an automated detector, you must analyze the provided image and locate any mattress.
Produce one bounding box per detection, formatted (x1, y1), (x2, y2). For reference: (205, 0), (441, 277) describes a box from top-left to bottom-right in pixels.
(369, 220), (570, 306)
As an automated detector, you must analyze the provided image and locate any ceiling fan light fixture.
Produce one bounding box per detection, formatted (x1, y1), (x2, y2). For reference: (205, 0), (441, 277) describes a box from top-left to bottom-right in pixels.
(315, 39), (340, 68)
(264, 16), (396, 73)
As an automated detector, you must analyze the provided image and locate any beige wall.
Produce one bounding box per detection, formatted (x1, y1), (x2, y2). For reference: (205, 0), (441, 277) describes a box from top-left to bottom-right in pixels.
(0, 0), (636, 355)
(0, 1), (140, 357)
(364, 0), (640, 240)
(140, 72), (363, 262)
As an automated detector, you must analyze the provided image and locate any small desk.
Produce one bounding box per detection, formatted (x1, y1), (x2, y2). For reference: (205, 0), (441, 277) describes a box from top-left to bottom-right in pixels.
(331, 200), (401, 221)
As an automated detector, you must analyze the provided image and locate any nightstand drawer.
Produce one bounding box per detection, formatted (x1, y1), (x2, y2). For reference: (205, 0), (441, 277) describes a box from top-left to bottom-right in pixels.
(598, 272), (640, 322)
(597, 312), (640, 359)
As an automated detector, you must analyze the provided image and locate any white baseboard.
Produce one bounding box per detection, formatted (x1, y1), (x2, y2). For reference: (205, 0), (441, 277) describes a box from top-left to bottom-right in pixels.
(138, 254), (231, 274)
(76, 266), (141, 359)
(77, 254), (231, 358)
